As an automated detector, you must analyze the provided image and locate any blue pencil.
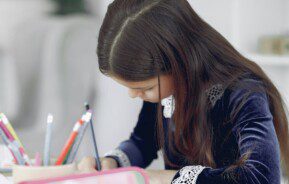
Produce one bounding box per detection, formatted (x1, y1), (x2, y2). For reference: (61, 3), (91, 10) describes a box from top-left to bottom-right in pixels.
(85, 103), (101, 171)
(43, 114), (53, 166)
(0, 128), (25, 165)
(9, 143), (25, 165)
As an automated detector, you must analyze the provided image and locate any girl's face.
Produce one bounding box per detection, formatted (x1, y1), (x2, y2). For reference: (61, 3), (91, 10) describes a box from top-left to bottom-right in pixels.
(111, 75), (174, 103)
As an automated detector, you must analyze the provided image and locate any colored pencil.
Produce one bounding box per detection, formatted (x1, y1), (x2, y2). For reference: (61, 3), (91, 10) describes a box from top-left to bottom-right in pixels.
(0, 113), (23, 147)
(0, 120), (31, 165)
(55, 119), (84, 165)
(34, 152), (41, 166)
(43, 114), (53, 166)
(85, 103), (101, 171)
(8, 142), (25, 165)
(0, 127), (18, 164)
(66, 112), (92, 164)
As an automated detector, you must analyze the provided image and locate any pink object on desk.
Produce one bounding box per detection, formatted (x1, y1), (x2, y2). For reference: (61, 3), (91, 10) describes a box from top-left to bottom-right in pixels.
(20, 167), (149, 184)
(34, 152), (42, 166)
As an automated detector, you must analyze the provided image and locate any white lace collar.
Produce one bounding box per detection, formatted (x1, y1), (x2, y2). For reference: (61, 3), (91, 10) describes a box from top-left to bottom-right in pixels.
(161, 95), (175, 118)
(160, 84), (224, 118)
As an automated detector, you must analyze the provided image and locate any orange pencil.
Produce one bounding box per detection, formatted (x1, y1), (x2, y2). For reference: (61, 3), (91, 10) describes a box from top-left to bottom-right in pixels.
(55, 119), (84, 165)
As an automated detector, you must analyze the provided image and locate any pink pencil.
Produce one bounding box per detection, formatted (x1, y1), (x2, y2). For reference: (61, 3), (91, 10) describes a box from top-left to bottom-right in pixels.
(34, 152), (42, 166)
(0, 120), (14, 140)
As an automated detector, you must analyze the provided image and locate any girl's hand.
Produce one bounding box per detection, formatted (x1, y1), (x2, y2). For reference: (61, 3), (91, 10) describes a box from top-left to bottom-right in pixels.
(100, 157), (118, 170)
(78, 156), (118, 173)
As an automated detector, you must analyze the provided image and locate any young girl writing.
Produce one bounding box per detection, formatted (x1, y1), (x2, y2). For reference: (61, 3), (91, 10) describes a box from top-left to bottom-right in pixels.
(80, 0), (289, 183)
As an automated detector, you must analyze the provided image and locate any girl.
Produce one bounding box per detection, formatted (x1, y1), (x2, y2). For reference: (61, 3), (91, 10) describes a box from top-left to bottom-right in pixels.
(80, 0), (289, 183)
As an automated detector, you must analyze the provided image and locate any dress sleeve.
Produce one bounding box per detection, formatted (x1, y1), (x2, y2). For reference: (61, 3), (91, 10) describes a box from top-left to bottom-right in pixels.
(105, 101), (159, 168)
(172, 88), (281, 184)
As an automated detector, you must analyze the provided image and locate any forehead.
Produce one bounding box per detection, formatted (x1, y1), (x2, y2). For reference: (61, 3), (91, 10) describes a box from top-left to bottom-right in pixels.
(111, 76), (158, 89)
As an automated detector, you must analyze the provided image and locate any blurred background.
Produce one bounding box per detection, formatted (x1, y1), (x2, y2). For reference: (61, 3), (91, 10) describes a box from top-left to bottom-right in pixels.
(0, 0), (289, 172)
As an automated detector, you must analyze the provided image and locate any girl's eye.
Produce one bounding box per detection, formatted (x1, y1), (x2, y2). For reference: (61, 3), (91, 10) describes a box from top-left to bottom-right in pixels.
(146, 87), (154, 91)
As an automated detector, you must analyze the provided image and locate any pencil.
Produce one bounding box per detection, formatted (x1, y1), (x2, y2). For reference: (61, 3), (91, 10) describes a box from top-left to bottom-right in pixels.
(34, 152), (42, 166)
(0, 113), (23, 148)
(0, 126), (25, 165)
(43, 114), (53, 166)
(0, 127), (18, 164)
(55, 119), (84, 165)
(12, 140), (31, 165)
(0, 120), (31, 165)
(8, 142), (25, 165)
(66, 112), (92, 164)
(85, 103), (101, 171)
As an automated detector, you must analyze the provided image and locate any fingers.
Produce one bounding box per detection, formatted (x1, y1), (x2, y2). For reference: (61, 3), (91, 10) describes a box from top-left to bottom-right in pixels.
(101, 157), (117, 171)
(77, 157), (118, 173)
(78, 156), (97, 173)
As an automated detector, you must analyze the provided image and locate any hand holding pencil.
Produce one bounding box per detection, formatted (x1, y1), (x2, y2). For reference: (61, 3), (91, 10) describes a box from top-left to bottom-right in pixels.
(78, 156), (118, 172)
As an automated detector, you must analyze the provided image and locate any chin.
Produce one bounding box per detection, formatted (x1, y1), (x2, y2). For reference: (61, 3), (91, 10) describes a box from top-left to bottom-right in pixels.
(143, 99), (159, 103)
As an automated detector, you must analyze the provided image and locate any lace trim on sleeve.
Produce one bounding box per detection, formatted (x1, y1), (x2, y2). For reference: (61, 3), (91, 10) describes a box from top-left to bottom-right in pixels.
(205, 84), (224, 107)
(172, 165), (207, 184)
(104, 149), (131, 167)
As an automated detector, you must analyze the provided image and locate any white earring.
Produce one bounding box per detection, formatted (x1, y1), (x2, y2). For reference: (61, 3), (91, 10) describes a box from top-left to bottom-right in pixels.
(161, 95), (175, 118)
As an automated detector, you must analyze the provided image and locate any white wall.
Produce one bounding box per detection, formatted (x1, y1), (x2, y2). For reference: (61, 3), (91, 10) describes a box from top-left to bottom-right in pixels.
(0, 0), (55, 51)
(85, 0), (112, 18)
(237, 0), (289, 52)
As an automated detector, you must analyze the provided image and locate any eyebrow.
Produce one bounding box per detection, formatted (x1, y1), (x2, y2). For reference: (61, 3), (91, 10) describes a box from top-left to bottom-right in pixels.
(130, 84), (157, 90)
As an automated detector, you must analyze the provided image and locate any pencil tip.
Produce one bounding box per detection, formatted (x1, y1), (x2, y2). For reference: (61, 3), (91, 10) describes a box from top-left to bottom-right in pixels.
(47, 114), (53, 123)
(84, 102), (90, 110)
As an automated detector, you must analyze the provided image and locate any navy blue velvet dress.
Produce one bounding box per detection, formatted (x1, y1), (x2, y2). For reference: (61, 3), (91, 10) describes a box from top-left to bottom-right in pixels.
(115, 77), (281, 183)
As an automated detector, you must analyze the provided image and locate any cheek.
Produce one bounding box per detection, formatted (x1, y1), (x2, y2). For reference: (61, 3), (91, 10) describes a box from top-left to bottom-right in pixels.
(144, 86), (174, 103)
(143, 90), (159, 102)
(145, 90), (157, 98)
(160, 77), (174, 99)
(128, 90), (137, 98)
(159, 86), (174, 99)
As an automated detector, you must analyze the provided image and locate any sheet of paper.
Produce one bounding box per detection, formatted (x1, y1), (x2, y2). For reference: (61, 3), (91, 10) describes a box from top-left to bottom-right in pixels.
(0, 173), (12, 184)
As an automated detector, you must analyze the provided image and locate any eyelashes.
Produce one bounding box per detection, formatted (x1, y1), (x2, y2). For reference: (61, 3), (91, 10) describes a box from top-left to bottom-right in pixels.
(146, 87), (155, 91)
(145, 84), (158, 91)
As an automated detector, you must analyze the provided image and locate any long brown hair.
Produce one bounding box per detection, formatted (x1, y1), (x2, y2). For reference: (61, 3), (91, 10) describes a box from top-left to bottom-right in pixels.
(97, 0), (289, 178)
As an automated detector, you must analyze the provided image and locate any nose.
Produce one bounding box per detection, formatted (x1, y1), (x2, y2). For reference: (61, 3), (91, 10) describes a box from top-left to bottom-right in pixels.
(128, 89), (144, 99)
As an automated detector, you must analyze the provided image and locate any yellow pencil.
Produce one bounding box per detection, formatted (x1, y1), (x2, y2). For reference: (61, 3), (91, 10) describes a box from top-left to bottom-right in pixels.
(0, 113), (24, 148)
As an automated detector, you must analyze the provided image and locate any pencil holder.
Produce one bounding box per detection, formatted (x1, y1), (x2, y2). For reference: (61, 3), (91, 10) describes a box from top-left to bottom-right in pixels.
(12, 160), (77, 184)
